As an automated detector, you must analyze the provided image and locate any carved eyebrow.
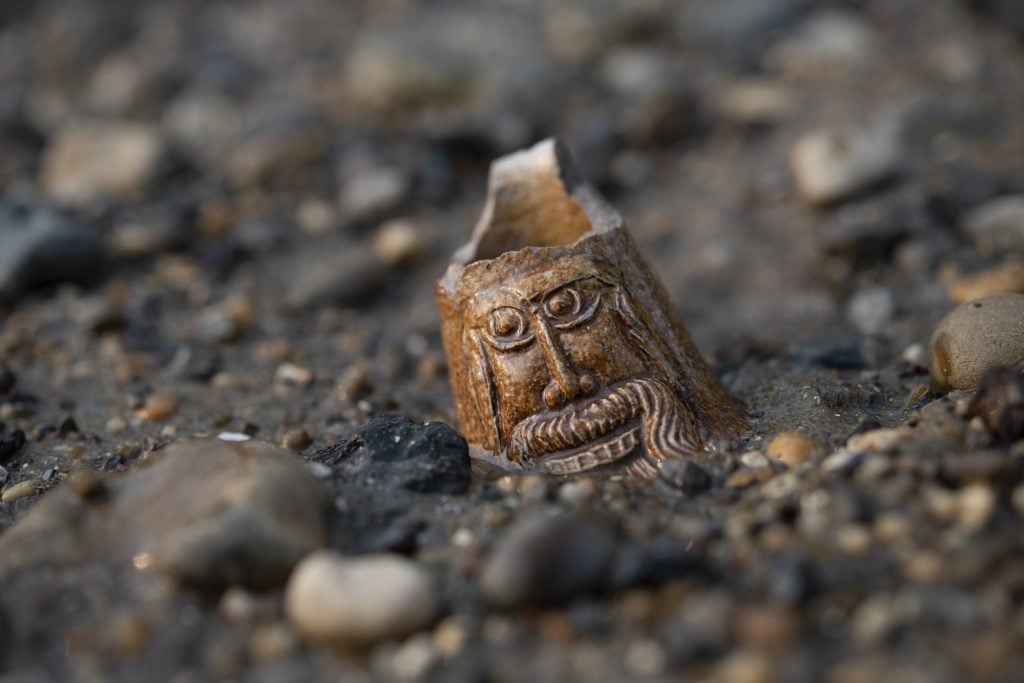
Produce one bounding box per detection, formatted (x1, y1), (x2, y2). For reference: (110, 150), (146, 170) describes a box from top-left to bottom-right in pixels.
(528, 274), (610, 303)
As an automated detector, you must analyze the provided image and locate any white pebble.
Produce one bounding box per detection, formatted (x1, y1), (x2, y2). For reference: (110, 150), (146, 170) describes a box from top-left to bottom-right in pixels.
(285, 551), (435, 647)
(217, 432), (251, 442)
(790, 124), (900, 205)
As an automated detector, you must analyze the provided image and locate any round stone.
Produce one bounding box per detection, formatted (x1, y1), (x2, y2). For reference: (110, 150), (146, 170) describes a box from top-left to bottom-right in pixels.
(285, 551), (435, 648)
(928, 293), (1024, 390)
(766, 432), (826, 466)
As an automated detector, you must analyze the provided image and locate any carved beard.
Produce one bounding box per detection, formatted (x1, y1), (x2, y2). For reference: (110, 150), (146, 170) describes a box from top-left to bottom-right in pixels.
(507, 376), (703, 478)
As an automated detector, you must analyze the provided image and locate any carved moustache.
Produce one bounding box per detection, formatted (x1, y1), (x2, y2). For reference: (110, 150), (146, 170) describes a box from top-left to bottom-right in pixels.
(509, 376), (703, 476)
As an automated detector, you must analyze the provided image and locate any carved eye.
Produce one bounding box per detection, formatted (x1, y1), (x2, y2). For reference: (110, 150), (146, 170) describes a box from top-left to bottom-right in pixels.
(543, 282), (600, 330)
(484, 306), (534, 350)
(489, 306), (527, 339)
(545, 286), (581, 320)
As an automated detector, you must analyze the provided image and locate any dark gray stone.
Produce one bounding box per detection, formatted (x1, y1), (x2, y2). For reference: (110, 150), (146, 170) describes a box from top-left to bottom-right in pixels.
(480, 510), (617, 608)
(658, 459), (712, 495)
(0, 438), (329, 590)
(286, 242), (389, 309)
(313, 414), (471, 495)
(0, 202), (105, 299)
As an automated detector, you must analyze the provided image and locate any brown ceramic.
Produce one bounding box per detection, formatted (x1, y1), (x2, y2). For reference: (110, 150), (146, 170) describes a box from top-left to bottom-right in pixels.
(436, 139), (747, 477)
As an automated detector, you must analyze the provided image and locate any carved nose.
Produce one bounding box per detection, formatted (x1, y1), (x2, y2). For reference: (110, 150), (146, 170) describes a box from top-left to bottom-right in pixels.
(543, 370), (597, 409)
(533, 311), (598, 409)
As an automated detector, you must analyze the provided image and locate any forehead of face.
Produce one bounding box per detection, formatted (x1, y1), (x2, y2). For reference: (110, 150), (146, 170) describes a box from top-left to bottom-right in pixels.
(464, 255), (615, 324)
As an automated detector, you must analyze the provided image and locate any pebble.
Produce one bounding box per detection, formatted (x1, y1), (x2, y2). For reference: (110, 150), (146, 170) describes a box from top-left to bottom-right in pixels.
(480, 511), (617, 608)
(109, 211), (189, 259)
(433, 617), (469, 658)
(949, 264), (1024, 304)
(281, 428), (312, 451)
(373, 220), (425, 267)
(0, 465), (6, 485)
(0, 438), (328, 589)
(714, 78), (795, 126)
(957, 483), (996, 531)
(963, 195), (1024, 257)
(734, 605), (798, 650)
(1011, 485), (1024, 515)
(929, 294), (1024, 390)
(314, 414), (470, 495)
(296, 199), (339, 235)
(167, 345), (221, 382)
(41, 122), (164, 205)
(767, 9), (877, 75)
(249, 623), (299, 663)
(218, 586), (277, 624)
(789, 125), (901, 205)
(136, 394), (179, 421)
(194, 305), (240, 344)
(558, 479), (597, 506)
(726, 468), (760, 489)
(338, 166), (409, 223)
(713, 649), (775, 683)
(846, 427), (912, 454)
(624, 639), (666, 677)
(110, 612), (150, 657)
(836, 524), (872, 555)
(286, 242), (389, 309)
(383, 633), (438, 681)
(337, 362), (374, 400)
(658, 459), (712, 495)
(69, 470), (105, 501)
(0, 202), (106, 299)
(274, 363), (314, 388)
(285, 551), (435, 648)
(1, 480), (35, 503)
(0, 428), (26, 462)
(766, 432), (826, 466)
(847, 286), (896, 336)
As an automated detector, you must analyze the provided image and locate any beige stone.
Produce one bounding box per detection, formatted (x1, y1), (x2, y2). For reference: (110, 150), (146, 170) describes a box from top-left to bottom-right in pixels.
(41, 122), (163, 205)
(766, 432), (826, 466)
(285, 551), (435, 648)
(789, 125), (900, 205)
(929, 293), (1024, 390)
(949, 264), (1024, 304)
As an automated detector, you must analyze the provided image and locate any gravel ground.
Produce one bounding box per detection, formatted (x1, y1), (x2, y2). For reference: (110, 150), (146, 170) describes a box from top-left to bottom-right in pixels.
(2, 0), (1024, 681)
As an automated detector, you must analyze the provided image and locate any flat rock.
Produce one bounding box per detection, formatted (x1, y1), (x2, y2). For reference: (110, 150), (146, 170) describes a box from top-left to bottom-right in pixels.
(790, 125), (901, 205)
(949, 264), (1024, 304)
(0, 202), (106, 299)
(286, 242), (389, 309)
(41, 122), (165, 205)
(766, 432), (827, 466)
(285, 550), (435, 648)
(480, 511), (617, 608)
(929, 293), (1024, 391)
(313, 414), (471, 495)
(0, 438), (328, 589)
(963, 195), (1024, 256)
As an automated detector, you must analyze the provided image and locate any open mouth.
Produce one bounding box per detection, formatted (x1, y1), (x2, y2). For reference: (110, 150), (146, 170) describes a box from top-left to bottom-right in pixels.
(532, 422), (642, 475)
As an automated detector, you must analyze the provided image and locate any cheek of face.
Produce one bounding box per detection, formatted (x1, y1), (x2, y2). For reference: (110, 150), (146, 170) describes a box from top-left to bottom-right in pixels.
(488, 344), (550, 444)
(557, 310), (649, 389)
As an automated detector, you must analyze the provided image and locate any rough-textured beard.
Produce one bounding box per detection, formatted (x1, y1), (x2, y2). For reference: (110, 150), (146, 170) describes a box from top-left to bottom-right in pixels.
(507, 377), (703, 477)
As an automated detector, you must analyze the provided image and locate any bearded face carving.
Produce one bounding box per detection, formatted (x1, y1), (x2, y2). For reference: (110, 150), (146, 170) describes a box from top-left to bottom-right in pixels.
(436, 139), (747, 477)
